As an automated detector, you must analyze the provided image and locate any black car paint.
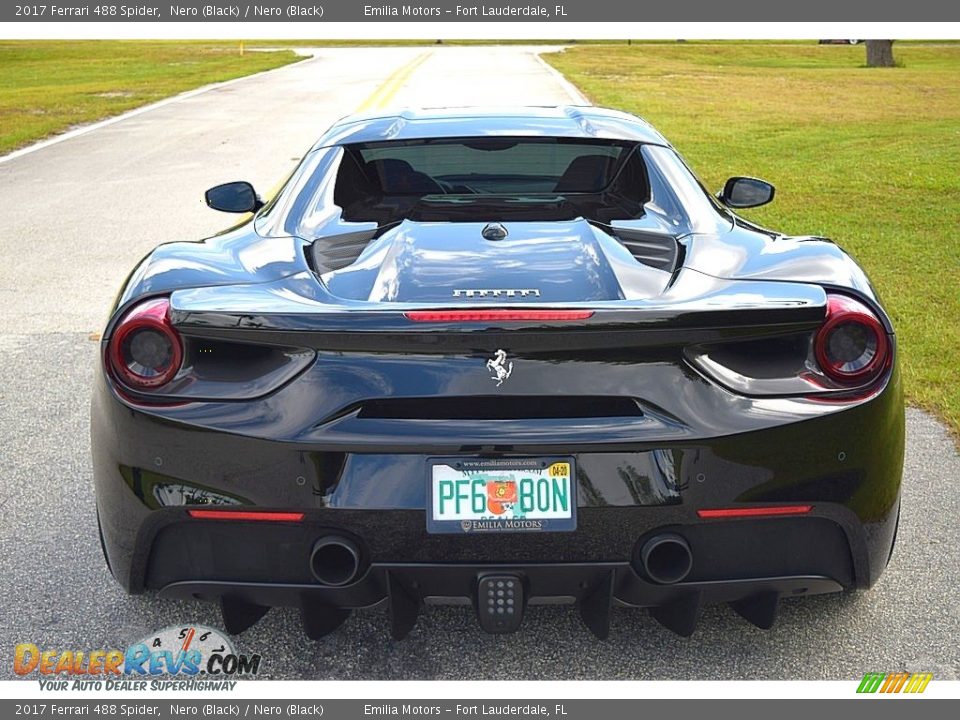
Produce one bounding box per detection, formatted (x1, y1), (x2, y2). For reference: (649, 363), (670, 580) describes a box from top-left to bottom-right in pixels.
(92, 106), (904, 639)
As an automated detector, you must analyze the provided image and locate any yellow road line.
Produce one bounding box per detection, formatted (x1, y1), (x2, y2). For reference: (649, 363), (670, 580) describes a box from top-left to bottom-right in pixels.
(355, 52), (432, 113)
(255, 52), (431, 210)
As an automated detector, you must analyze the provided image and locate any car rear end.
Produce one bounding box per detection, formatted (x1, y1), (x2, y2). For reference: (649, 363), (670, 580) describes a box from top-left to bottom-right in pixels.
(91, 270), (903, 638)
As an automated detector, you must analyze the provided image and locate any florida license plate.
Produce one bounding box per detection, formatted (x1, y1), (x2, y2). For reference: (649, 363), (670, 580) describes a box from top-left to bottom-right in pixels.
(426, 457), (576, 534)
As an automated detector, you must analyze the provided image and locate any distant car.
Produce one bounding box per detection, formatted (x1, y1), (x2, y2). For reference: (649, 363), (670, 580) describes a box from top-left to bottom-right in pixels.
(819, 39), (862, 44)
(91, 106), (904, 640)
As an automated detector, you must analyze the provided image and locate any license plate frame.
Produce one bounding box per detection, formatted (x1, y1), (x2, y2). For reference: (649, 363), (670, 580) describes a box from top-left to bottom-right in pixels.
(426, 457), (577, 534)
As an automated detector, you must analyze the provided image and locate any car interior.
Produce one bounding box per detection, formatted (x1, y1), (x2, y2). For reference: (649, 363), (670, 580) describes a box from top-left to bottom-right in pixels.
(332, 138), (652, 225)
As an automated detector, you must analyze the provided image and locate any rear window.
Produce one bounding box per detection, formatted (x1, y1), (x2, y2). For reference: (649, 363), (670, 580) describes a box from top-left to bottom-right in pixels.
(350, 137), (633, 195)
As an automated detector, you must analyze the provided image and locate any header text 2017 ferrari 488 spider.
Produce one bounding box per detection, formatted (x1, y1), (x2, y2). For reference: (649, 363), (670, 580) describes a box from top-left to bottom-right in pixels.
(91, 106), (903, 639)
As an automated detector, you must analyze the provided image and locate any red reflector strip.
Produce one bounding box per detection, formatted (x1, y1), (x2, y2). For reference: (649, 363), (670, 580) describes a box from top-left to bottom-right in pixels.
(404, 309), (595, 322)
(697, 505), (812, 519)
(187, 510), (305, 522)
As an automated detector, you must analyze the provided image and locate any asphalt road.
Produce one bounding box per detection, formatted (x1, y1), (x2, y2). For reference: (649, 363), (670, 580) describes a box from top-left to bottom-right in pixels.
(1, 46), (958, 682)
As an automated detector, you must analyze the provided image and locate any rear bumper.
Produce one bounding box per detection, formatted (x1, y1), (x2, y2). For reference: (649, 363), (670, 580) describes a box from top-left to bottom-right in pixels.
(143, 511), (859, 591)
(91, 361), (904, 636)
(138, 505), (887, 638)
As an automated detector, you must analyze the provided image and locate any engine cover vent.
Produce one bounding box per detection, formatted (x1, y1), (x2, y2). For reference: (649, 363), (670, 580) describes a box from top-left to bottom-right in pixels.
(312, 229), (379, 272)
(610, 227), (680, 272)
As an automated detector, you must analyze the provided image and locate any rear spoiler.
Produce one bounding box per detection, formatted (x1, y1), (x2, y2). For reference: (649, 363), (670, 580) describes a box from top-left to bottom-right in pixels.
(165, 269), (827, 350)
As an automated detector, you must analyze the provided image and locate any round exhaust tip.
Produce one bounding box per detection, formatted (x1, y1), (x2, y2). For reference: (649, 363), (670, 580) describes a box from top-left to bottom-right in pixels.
(309, 536), (361, 587)
(639, 533), (693, 585)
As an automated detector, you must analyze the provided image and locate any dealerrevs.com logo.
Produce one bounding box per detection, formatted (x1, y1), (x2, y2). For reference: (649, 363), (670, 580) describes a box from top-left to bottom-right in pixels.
(14, 625), (261, 690)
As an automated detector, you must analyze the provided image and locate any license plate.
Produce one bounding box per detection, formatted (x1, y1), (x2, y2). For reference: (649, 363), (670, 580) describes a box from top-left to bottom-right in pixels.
(426, 457), (576, 534)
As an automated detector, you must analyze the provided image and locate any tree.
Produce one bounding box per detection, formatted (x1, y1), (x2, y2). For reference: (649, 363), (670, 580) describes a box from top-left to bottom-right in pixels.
(866, 40), (896, 68)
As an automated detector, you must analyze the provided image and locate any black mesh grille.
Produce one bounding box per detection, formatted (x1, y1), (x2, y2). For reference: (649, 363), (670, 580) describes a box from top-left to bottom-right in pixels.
(357, 396), (643, 420)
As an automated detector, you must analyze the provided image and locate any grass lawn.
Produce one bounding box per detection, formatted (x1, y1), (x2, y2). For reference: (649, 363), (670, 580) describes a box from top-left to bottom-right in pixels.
(545, 43), (960, 439)
(0, 41), (302, 155)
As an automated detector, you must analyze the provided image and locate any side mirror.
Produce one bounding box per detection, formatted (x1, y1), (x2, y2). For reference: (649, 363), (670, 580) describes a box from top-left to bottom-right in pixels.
(204, 181), (263, 213)
(718, 177), (776, 209)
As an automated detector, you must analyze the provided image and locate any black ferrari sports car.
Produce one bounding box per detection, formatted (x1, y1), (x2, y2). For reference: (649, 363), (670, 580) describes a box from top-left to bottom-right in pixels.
(91, 106), (904, 639)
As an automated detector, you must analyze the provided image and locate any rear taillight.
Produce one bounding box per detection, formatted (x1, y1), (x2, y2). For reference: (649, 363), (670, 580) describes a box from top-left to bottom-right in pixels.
(108, 297), (183, 390)
(814, 294), (889, 385)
